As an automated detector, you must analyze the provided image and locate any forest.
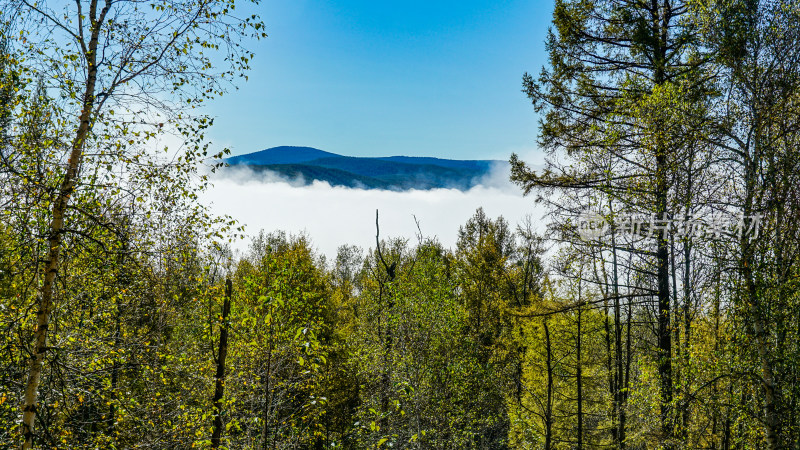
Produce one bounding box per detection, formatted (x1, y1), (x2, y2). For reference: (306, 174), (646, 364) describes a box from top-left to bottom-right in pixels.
(2, 0), (800, 448)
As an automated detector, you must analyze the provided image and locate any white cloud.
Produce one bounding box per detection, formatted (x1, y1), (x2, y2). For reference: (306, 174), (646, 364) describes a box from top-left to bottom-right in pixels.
(200, 164), (547, 258)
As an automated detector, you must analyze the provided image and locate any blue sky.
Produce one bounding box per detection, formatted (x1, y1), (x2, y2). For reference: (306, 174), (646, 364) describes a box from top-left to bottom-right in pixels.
(207, 0), (554, 161)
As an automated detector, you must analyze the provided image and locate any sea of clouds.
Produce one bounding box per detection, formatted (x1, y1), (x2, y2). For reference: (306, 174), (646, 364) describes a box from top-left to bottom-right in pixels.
(200, 162), (547, 258)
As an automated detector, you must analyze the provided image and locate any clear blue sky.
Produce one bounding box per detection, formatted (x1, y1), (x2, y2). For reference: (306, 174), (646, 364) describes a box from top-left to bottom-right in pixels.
(207, 0), (554, 160)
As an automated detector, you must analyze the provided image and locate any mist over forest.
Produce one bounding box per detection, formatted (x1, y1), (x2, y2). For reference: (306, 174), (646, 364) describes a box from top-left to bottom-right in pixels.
(205, 157), (543, 257)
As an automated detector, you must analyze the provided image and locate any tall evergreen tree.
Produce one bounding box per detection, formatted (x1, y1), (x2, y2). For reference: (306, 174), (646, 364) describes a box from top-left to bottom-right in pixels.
(511, 0), (712, 444)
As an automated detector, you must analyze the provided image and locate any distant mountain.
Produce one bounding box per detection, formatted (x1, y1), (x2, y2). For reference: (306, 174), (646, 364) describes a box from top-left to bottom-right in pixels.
(225, 146), (339, 165)
(376, 156), (493, 171)
(223, 146), (505, 191)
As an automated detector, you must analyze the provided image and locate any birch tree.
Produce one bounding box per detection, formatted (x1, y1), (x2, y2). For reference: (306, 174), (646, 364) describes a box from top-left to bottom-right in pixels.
(0, 1), (265, 447)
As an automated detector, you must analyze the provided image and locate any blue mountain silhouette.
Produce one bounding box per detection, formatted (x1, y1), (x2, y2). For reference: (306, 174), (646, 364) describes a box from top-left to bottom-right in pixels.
(223, 146), (504, 190)
(225, 146), (339, 165)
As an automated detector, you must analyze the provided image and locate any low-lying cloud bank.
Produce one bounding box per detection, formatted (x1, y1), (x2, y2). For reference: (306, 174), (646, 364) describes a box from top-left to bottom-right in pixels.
(201, 164), (546, 258)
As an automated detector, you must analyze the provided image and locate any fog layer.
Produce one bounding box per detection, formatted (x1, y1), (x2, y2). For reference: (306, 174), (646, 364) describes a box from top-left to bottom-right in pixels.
(202, 164), (545, 257)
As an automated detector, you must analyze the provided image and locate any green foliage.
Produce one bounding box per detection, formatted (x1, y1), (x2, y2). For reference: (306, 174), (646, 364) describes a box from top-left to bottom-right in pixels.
(226, 232), (333, 448)
(2, 0), (800, 448)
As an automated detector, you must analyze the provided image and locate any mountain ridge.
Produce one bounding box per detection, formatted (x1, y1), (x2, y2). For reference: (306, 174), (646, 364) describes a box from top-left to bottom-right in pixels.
(223, 146), (505, 191)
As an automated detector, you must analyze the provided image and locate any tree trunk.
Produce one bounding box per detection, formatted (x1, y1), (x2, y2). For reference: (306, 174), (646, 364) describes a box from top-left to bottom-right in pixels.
(263, 327), (273, 450)
(576, 291), (583, 450)
(742, 128), (779, 448)
(109, 301), (120, 436)
(611, 229), (626, 448)
(651, 0), (674, 442)
(21, 2), (109, 447)
(544, 320), (553, 450)
(656, 161), (674, 446)
(211, 279), (233, 448)
(603, 297), (617, 446)
(681, 239), (692, 441)
(744, 257), (779, 449)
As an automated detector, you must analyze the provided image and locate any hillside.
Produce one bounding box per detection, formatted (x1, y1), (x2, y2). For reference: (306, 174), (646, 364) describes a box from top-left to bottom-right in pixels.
(223, 146), (502, 190)
(225, 146), (339, 165)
